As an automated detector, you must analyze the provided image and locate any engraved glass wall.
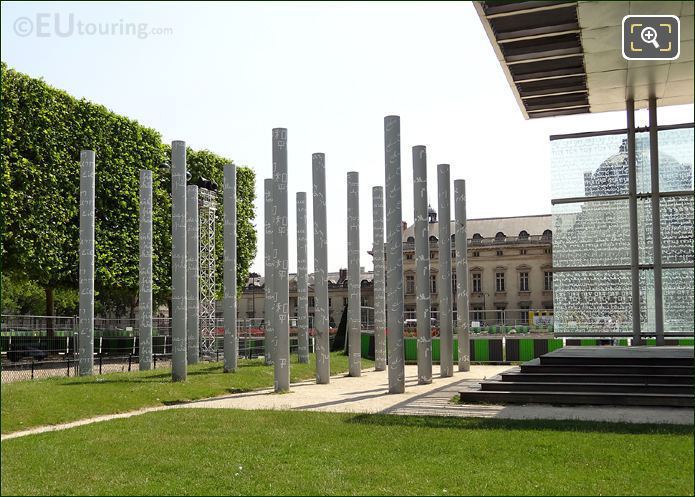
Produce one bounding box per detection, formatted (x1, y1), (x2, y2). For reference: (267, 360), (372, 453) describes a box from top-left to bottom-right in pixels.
(551, 125), (694, 334)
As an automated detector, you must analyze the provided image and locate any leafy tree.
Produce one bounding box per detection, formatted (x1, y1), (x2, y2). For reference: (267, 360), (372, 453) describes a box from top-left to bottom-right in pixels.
(1, 62), (256, 333)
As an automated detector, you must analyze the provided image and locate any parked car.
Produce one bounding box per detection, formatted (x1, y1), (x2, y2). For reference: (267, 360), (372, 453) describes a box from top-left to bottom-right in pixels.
(7, 343), (49, 362)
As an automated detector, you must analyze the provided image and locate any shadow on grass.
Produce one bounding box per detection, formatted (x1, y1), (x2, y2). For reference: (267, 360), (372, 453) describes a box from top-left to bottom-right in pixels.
(344, 412), (694, 436)
(55, 362), (271, 386)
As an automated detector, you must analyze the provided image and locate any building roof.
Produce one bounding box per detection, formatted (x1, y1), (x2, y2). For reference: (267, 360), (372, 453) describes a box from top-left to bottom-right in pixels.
(402, 214), (552, 241)
(474, 1), (694, 118)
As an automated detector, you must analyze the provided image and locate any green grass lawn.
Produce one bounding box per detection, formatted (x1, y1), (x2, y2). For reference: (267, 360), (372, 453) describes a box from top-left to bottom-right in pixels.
(1, 409), (692, 495)
(0, 352), (372, 434)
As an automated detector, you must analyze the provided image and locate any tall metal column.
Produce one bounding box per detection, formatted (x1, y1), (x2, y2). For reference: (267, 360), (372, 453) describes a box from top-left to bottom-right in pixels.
(312, 153), (330, 384)
(273, 128), (290, 392)
(139, 169), (153, 371)
(413, 146), (432, 384)
(437, 164), (453, 377)
(224, 164), (238, 371)
(347, 171), (361, 377)
(186, 185), (200, 365)
(626, 99), (641, 346)
(79, 150), (95, 376)
(648, 97), (664, 346)
(264, 178), (275, 365)
(171, 140), (187, 381)
(372, 186), (386, 371)
(454, 179), (470, 371)
(384, 115), (405, 394)
(296, 192), (309, 364)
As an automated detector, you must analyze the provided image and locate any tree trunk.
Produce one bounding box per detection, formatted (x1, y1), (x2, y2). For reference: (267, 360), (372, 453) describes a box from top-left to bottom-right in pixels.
(45, 286), (55, 338)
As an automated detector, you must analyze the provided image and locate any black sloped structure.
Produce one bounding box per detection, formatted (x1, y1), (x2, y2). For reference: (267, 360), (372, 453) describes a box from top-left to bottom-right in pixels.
(460, 347), (694, 408)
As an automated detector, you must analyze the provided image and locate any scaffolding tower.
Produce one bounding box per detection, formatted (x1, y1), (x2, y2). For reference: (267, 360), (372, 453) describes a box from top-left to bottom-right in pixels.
(198, 188), (218, 356)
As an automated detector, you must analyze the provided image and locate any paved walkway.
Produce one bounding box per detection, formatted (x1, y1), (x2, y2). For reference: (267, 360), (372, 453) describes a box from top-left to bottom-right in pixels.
(176, 364), (507, 414)
(3, 364), (692, 441)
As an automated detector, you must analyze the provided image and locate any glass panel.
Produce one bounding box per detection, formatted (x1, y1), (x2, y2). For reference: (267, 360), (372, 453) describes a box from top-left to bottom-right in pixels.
(638, 196), (695, 265)
(551, 134), (627, 199)
(636, 128), (694, 194)
(552, 200), (630, 267)
(641, 268), (695, 333)
(553, 270), (633, 334)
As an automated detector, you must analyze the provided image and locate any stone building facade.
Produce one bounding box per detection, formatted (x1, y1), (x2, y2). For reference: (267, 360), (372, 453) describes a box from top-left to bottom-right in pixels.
(238, 212), (553, 327)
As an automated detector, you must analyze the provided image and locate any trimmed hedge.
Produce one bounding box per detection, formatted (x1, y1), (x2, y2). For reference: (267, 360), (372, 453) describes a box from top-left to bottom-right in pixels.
(1, 62), (256, 314)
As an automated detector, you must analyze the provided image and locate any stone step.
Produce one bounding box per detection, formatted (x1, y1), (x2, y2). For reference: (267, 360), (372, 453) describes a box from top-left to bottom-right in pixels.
(481, 381), (692, 395)
(459, 390), (694, 408)
(520, 360), (693, 376)
(500, 372), (694, 385)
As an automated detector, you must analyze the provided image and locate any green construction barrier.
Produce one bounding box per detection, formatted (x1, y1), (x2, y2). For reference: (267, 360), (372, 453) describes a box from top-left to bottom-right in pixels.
(519, 339), (535, 361)
(473, 339), (489, 362)
(580, 339), (597, 346)
(678, 339), (694, 346)
(548, 339), (564, 352)
(361, 334), (370, 358)
(432, 338), (440, 362)
(404, 338), (417, 362)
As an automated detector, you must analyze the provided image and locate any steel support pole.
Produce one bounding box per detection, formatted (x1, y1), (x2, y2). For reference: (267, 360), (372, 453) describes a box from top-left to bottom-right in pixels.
(272, 128), (290, 392)
(264, 178), (275, 365)
(347, 172), (361, 376)
(139, 170), (153, 371)
(454, 179), (470, 371)
(312, 153), (330, 384)
(372, 186), (386, 371)
(79, 150), (95, 376)
(648, 97), (664, 346)
(296, 192), (309, 364)
(385, 115), (405, 393)
(186, 185), (200, 365)
(437, 164), (453, 377)
(171, 140), (187, 381)
(224, 165), (238, 371)
(626, 99), (641, 346)
(413, 146), (432, 384)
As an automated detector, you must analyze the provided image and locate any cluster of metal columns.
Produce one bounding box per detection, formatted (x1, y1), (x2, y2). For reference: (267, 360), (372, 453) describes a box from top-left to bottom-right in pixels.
(78, 117), (472, 392)
(78, 141), (239, 378)
(261, 116), (470, 393)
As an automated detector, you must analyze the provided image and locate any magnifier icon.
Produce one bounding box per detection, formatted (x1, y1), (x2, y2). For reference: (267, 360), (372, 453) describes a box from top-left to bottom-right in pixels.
(641, 26), (660, 48)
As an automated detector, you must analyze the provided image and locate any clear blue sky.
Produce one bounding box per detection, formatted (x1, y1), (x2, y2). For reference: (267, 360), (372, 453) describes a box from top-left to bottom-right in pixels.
(2, 1), (692, 274)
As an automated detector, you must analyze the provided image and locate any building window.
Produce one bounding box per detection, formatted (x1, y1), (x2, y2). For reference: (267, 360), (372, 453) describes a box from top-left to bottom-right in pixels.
(430, 275), (437, 294)
(519, 272), (529, 292)
(520, 249), (527, 255)
(451, 251), (456, 259)
(405, 253), (414, 260)
(405, 274), (415, 295)
(472, 251), (480, 257)
(343, 297), (348, 307)
(361, 296), (369, 306)
(496, 250), (503, 257)
(544, 248), (551, 254)
(328, 297), (332, 308)
(495, 272), (505, 292)
(495, 306), (506, 323)
(472, 307), (484, 323)
(519, 305), (530, 324)
(308, 296), (315, 307)
(404, 305), (416, 320)
(544, 271), (553, 291)
(472, 273), (482, 293)
(430, 251), (438, 259)
(431, 305), (439, 322)
(452, 273), (457, 293)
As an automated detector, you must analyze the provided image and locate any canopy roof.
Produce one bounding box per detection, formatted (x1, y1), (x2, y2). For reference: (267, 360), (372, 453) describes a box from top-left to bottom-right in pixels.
(475, 1), (694, 118)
